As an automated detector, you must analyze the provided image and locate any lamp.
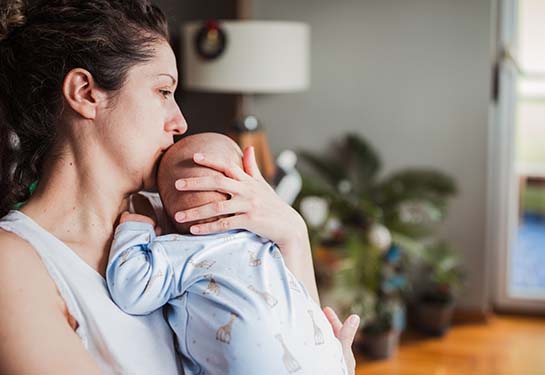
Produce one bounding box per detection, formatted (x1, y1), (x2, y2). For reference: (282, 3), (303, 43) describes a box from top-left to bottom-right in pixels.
(181, 20), (310, 182)
(182, 20), (309, 93)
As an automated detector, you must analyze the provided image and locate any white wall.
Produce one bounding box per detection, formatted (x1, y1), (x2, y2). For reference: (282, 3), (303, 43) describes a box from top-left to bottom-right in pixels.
(250, 0), (496, 310)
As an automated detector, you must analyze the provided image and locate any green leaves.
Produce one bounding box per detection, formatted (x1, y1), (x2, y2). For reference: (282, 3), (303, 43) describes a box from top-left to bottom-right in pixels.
(373, 169), (457, 207)
(296, 133), (461, 330)
(298, 151), (346, 188)
(297, 134), (457, 240)
(345, 133), (381, 191)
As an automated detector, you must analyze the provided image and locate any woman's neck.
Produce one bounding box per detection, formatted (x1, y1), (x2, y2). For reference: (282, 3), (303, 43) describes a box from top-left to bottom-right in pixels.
(21, 142), (134, 247)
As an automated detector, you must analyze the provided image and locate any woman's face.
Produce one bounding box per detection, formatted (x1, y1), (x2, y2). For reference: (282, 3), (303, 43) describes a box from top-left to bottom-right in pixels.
(98, 39), (187, 191)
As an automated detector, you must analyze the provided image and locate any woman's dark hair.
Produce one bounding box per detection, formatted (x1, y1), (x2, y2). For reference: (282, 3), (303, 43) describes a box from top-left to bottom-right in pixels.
(0, 0), (169, 216)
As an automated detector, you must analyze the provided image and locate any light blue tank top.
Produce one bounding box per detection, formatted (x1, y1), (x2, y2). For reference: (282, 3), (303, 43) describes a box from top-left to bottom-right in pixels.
(0, 210), (182, 375)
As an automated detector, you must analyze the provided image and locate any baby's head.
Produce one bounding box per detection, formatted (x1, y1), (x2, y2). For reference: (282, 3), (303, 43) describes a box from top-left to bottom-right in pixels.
(157, 132), (243, 234)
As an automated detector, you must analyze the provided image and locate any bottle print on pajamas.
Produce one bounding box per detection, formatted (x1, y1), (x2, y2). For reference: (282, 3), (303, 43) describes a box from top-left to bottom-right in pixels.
(248, 285), (278, 308)
(202, 274), (221, 296)
(216, 313), (238, 344)
(307, 310), (325, 345)
(248, 250), (262, 267)
(275, 334), (301, 373)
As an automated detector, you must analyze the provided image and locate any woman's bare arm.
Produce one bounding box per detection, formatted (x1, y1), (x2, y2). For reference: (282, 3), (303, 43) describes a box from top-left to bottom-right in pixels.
(274, 213), (320, 303)
(0, 232), (103, 375)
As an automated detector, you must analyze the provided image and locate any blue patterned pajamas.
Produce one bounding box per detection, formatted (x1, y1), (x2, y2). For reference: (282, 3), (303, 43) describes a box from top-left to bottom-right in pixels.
(107, 222), (347, 375)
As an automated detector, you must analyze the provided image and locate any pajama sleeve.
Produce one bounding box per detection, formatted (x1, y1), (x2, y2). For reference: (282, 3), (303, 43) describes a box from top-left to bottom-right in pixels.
(106, 221), (177, 315)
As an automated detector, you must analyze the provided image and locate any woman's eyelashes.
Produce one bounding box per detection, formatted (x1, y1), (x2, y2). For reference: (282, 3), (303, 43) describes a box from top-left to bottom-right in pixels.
(159, 89), (173, 99)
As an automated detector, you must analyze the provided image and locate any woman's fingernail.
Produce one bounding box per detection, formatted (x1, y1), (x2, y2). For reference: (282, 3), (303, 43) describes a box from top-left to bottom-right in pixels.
(194, 153), (204, 161)
(175, 212), (185, 222)
(349, 315), (360, 327)
(175, 180), (185, 189)
(191, 226), (200, 234)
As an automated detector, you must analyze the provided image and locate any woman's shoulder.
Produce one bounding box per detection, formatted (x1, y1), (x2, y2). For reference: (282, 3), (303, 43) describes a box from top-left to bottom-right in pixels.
(0, 227), (39, 266)
(0, 229), (98, 373)
(0, 228), (65, 307)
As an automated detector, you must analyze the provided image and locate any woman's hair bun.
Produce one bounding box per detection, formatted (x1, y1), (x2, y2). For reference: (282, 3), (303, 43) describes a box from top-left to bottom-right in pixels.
(0, 0), (26, 42)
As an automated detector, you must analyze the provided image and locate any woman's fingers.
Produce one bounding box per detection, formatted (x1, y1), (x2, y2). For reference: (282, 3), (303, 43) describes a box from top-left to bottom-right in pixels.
(174, 198), (251, 224)
(175, 175), (243, 195)
(242, 146), (266, 182)
(338, 314), (360, 348)
(189, 214), (246, 235)
(192, 152), (248, 181)
(323, 306), (359, 375)
(339, 314), (359, 374)
(323, 306), (344, 337)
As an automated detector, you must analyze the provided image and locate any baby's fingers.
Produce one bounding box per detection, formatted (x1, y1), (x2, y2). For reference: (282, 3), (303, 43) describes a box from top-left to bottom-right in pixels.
(120, 212), (156, 226)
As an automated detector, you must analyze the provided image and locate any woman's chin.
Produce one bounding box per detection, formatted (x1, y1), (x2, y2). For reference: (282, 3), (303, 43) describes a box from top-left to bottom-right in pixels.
(139, 149), (167, 192)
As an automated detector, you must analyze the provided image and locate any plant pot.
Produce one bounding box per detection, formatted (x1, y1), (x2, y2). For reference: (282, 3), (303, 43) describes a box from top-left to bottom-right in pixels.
(358, 329), (400, 360)
(414, 300), (455, 337)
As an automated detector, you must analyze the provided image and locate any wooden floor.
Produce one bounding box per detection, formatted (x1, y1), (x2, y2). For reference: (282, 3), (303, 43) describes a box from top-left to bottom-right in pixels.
(356, 315), (545, 375)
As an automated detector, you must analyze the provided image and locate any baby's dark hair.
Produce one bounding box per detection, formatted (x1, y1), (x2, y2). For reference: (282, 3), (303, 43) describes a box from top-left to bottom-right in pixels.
(0, 0), (169, 216)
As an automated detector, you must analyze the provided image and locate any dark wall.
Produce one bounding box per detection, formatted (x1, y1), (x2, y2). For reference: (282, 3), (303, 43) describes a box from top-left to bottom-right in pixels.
(154, 0), (238, 135)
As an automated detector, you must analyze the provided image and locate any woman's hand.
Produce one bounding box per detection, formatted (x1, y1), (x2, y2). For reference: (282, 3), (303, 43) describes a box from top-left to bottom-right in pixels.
(173, 146), (320, 302)
(323, 306), (360, 375)
(173, 147), (305, 249)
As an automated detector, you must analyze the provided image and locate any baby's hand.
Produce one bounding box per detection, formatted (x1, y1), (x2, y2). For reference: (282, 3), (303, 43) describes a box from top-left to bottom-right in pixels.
(119, 211), (162, 235)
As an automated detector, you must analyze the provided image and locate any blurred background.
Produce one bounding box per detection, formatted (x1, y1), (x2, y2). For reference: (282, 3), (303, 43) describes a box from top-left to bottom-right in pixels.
(154, 0), (545, 372)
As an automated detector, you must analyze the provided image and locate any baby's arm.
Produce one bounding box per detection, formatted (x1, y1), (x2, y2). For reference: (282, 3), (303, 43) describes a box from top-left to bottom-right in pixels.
(106, 218), (175, 315)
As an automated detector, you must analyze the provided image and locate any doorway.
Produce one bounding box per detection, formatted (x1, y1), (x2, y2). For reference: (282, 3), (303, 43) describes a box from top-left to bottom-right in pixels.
(491, 0), (545, 312)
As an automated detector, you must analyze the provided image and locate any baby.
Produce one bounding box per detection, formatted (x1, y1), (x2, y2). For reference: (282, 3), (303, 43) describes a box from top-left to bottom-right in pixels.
(106, 133), (347, 375)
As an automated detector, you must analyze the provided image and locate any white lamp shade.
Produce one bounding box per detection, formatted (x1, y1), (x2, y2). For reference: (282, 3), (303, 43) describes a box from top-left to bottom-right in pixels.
(182, 21), (310, 94)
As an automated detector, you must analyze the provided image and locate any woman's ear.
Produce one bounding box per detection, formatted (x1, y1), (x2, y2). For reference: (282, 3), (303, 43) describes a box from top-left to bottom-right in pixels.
(62, 68), (107, 120)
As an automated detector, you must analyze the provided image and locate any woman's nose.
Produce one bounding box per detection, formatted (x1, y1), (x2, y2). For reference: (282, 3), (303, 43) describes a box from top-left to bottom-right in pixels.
(166, 103), (188, 135)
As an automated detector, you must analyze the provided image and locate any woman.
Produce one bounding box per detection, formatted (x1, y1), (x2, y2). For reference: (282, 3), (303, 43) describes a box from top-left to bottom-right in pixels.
(0, 1), (359, 374)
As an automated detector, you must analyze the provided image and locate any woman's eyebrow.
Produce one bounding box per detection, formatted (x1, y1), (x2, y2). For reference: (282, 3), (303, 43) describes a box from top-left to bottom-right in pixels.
(157, 73), (177, 86)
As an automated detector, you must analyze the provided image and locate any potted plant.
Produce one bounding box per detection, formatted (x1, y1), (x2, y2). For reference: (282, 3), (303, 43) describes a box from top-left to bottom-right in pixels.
(413, 241), (464, 336)
(360, 301), (405, 359)
(294, 133), (457, 357)
(325, 232), (407, 360)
